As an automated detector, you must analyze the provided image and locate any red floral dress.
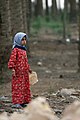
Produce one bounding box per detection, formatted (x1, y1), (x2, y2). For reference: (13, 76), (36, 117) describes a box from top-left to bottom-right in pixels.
(8, 48), (31, 104)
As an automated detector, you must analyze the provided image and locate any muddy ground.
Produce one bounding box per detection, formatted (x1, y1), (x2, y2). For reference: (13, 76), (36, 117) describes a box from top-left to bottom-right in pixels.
(0, 30), (80, 117)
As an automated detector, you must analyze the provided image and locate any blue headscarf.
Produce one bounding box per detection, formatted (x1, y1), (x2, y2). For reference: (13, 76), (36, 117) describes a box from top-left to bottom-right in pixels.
(12, 32), (29, 50)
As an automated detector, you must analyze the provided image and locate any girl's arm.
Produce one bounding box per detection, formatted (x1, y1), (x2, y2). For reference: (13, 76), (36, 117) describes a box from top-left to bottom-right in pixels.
(27, 64), (32, 73)
(8, 48), (17, 69)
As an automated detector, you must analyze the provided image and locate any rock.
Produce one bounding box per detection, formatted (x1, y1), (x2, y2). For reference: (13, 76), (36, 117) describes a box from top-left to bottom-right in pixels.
(10, 97), (59, 120)
(60, 88), (76, 97)
(54, 109), (62, 115)
(0, 112), (9, 120)
(59, 75), (63, 78)
(61, 101), (80, 120)
(66, 38), (70, 42)
(24, 97), (59, 120)
(45, 70), (52, 74)
(37, 62), (42, 66)
(33, 41), (38, 45)
(10, 112), (27, 120)
(70, 96), (79, 101)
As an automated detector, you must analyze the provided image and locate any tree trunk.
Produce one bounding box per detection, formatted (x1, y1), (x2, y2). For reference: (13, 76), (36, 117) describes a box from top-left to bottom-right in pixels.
(78, 0), (80, 71)
(26, 0), (31, 54)
(0, 0), (31, 40)
(45, 0), (49, 21)
(21, 0), (28, 34)
(34, 0), (43, 17)
(69, 0), (77, 22)
(29, 0), (32, 19)
(26, 0), (31, 35)
(0, 0), (12, 41)
(51, 0), (57, 20)
(0, 0), (12, 72)
(0, 0), (31, 72)
(63, 0), (68, 40)
(11, 0), (25, 36)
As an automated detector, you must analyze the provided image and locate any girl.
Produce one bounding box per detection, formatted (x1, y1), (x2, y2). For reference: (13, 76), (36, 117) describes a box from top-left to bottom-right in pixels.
(8, 32), (32, 108)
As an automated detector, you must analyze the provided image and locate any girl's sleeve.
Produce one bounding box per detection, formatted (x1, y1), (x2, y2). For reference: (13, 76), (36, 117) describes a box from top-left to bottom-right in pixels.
(8, 48), (17, 69)
(28, 64), (32, 73)
(26, 53), (32, 73)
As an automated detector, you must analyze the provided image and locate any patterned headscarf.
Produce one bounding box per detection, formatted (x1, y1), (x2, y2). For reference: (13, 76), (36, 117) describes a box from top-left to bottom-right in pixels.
(12, 32), (29, 49)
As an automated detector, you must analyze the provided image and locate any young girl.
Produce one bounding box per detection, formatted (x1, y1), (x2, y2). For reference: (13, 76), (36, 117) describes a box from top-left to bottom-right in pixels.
(8, 32), (32, 108)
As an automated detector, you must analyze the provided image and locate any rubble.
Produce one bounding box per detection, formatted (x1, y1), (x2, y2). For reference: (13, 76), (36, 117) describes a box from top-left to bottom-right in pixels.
(0, 88), (80, 120)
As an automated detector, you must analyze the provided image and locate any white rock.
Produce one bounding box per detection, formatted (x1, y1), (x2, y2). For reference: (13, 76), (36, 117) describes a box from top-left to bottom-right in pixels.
(66, 38), (70, 42)
(60, 88), (76, 97)
(45, 70), (52, 73)
(37, 62), (42, 66)
(61, 101), (80, 120)
(10, 97), (59, 120)
(24, 97), (59, 120)
(10, 111), (28, 120)
(0, 112), (9, 120)
(77, 38), (79, 41)
(33, 41), (38, 45)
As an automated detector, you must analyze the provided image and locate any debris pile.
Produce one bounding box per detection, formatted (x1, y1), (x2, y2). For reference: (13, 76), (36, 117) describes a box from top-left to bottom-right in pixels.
(0, 88), (80, 120)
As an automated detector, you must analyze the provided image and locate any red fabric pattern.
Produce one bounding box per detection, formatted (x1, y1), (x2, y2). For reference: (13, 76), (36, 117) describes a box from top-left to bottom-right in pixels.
(8, 48), (31, 104)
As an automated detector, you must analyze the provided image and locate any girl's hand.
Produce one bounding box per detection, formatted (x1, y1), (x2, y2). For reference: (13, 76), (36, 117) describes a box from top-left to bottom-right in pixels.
(12, 69), (15, 76)
(29, 69), (32, 74)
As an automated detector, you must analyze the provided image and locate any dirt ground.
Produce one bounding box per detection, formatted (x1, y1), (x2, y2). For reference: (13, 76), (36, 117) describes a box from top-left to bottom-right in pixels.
(29, 33), (80, 94)
(0, 29), (80, 117)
